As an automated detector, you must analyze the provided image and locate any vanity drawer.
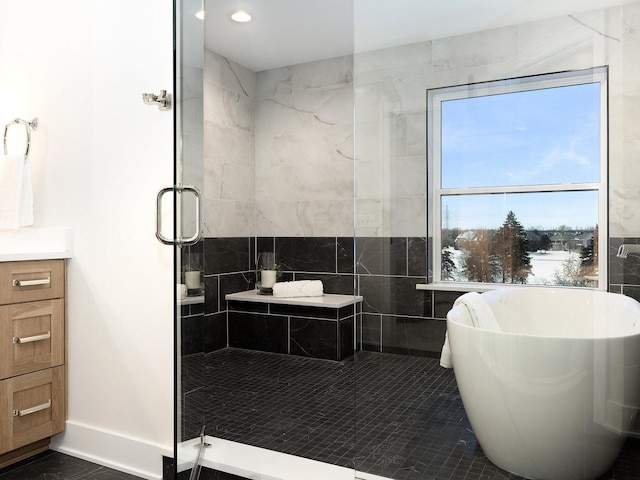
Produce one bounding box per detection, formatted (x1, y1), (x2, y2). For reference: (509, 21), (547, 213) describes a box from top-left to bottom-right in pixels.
(0, 260), (65, 306)
(0, 366), (65, 455)
(0, 300), (65, 379)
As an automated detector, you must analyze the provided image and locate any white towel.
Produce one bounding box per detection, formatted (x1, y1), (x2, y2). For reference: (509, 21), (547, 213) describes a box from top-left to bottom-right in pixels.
(440, 292), (500, 368)
(272, 280), (323, 298)
(454, 292), (500, 330)
(0, 154), (33, 230)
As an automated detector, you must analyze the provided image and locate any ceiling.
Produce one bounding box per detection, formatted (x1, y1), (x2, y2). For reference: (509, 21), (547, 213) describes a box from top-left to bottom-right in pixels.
(192, 0), (633, 72)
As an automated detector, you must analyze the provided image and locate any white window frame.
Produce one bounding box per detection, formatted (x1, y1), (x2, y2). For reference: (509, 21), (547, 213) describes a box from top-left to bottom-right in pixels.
(426, 67), (608, 290)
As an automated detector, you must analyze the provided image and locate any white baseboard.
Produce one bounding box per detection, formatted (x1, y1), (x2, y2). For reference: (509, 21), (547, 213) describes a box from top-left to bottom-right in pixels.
(50, 420), (172, 480)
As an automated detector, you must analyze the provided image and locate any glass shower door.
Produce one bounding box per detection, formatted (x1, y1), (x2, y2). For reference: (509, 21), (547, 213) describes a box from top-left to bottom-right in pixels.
(174, 0), (206, 477)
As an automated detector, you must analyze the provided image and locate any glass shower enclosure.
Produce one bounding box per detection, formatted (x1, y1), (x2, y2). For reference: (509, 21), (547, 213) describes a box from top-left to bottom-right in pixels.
(173, 1), (640, 479)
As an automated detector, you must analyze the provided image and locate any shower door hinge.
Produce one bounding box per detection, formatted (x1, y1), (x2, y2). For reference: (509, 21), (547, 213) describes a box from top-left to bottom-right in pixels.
(142, 90), (172, 111)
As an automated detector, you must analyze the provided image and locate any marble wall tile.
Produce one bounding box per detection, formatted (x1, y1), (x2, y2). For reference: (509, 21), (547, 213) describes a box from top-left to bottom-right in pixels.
(609, 237), (640, 285)
(275, 237), (337, 272)
(355, 159), (383, 200)
(354, 42), (431, 84)
(356, 237), (407, 276)
(611, 139), (640, 237)
(339, 317), (355, 360)
(272, 125), (354, 167)
(312, 200), (354, 237)
(293, 160), (353, 201)
(407, 237), (428, 277)
(181, 314), (204, 355)
(431, 27), (518, 72)
(355, 199), (384, 237)
(235, 94), (255, 132)
(204, 312), (227, 353)
(204, 49), (223, 87)
(204, 275), (219, 314)
(257, 66), (294, 99)
(294, 158), (353, 201)
(228, 311), (288, 354)
(386, 197), (427, 238)
(220, 56), (257, 99)
(295, 272), (355, 295)
(220, 163), (254, 201)
(234, 201), (256, 237)
(206, 49), (257, 99)
(255, 201), (315, 237)
(314, 86), (354, 127)
(290, 317), (339, 360)
(204, 50), (255, 239)
(381, 316), (445, 357)
(388, 156), (427, 199)
(358, 275), (430, 317)
(256, 237), (275, 257)
(205, 237), (251, 274)
(255, 94), (314, 134)
(203, 159), (222, 200)
(270, 303), (339, 320)
(204, 122), (254, 166)
(219, 272), (255, 302)
(291, 55), (353, 93)
(360, 313), (382, 351)
(337, 237), (355, 273)
(203, 198), (235, 237)
(255, 164), (295, 202)
(206, 6), (640, 243)
(204, 83), (238, 128)
(433, 290), (464, 319)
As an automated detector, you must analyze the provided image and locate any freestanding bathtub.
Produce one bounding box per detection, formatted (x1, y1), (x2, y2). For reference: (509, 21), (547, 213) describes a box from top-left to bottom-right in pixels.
(447, 288), (640, 480)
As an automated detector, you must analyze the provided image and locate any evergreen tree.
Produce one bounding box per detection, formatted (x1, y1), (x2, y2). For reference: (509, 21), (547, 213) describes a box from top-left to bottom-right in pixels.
(578, 225), (598, 285)
(493, 211), (531, 284)
(441, 249), (456, 280)
(580, 225), (598, 267)
(540, 233), (552, 253)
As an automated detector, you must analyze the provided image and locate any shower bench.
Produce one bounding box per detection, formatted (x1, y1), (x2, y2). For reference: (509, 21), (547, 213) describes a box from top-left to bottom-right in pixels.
(225, 291), (362, 361)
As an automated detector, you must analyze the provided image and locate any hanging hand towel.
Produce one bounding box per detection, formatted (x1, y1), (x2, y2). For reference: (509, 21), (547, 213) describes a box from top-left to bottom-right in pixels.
(440, 292), (500, 368)
(0, 155), (33, 230)
(272, 280), (324, 298)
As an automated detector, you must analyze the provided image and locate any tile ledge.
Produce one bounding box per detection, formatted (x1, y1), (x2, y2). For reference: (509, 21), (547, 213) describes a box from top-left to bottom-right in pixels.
(226, 289), (362, 308)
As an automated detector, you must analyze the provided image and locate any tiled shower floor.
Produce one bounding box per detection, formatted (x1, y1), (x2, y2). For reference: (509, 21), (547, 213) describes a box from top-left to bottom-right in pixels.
(182, 348), (640, 480)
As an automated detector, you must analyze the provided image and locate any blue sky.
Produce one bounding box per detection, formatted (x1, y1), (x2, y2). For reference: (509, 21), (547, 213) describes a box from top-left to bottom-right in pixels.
(440, 82), (601, 230)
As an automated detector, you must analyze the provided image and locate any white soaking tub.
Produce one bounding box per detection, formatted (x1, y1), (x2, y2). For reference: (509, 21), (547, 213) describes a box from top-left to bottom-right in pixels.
(447, 288), (640, 480)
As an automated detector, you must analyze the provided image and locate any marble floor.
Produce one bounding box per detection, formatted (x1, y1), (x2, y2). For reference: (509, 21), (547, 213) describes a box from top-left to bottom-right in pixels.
(182, 348), (640, 480)
(0, 451), (141, 480)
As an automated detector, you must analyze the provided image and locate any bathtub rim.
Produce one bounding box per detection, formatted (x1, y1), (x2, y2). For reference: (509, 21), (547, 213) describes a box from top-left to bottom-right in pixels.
(447, 287), (640, 341)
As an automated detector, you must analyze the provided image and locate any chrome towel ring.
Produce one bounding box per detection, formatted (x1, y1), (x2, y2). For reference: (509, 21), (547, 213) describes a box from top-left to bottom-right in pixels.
(3, 117), (38, 157)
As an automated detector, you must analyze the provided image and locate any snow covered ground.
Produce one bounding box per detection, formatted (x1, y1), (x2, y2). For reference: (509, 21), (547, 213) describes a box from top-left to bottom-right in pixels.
(445, 247), (577, 285)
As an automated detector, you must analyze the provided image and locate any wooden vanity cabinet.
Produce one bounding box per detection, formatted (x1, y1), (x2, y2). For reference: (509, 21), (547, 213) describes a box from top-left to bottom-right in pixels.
(0, 260), (66, 468)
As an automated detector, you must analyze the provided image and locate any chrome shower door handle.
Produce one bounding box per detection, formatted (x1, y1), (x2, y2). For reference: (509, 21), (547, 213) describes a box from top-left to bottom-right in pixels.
(180, 186), (202, 246)
(156, 186), (175, 245)
(155, 185), (202, 246)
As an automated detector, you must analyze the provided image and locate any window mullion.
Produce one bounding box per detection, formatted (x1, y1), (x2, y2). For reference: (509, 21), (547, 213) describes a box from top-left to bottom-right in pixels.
(439, 183), (600, 196)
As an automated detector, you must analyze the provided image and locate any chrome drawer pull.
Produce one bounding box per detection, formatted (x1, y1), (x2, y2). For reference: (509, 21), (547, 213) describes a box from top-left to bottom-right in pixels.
(12, 277), (51, 287)
(13, 399), (51, 417)
(13, 331), (51, 344)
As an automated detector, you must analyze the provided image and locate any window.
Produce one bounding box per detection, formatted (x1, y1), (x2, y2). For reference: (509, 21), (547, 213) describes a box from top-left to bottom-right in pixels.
(427, 67), (607, 289)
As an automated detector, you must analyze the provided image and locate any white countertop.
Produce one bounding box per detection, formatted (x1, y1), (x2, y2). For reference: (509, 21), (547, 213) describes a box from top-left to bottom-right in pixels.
(0, 227), (73, 262)
(226, 290), (363, 308)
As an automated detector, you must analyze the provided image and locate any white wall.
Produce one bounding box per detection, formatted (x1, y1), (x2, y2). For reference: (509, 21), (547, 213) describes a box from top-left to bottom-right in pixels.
(0, 1), (174, 478)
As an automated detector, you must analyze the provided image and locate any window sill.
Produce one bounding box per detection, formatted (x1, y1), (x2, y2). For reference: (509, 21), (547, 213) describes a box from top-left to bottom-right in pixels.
(416, 283), (603, 292)
(416, 283), (501, 292)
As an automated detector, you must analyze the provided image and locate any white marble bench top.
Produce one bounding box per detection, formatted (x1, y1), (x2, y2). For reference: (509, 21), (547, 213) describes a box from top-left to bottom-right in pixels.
(226, 290), (362, 308)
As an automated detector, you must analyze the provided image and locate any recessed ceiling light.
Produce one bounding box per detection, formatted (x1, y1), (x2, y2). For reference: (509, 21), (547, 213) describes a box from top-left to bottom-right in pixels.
(230, 10), (252, 23)
(195, 9), (205, 20)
